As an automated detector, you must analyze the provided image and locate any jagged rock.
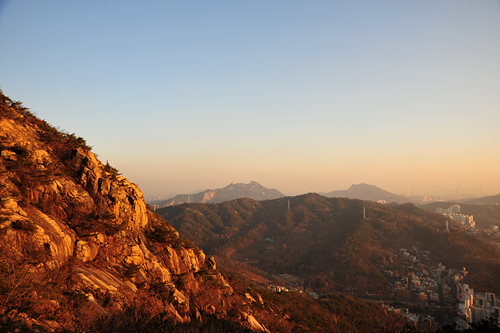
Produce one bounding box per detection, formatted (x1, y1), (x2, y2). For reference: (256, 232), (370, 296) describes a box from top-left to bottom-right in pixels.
(165, 303), (188, 324)
(30, 208), (76, 268)
(163, 246), (204, 275)
(241, 312), (270, 332)
(215, 272), (233, 295)
(172, 289), (190, 305)
(75, 266), (137, 293)
(244, 292), (256, 304)
(202, 190), (215, 202)
(178, 272), (199, 294)
(206, 255), (216, 270)
(73, 147), (149, 231)
(75, 240), (99, 262)
(1, 149), (17, 160)
(2, 198), (28, 216)
(0, 98), (279, 332)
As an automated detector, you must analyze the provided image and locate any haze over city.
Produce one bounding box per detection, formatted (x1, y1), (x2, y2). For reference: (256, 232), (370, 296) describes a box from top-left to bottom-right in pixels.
(1, 0), (499, 197)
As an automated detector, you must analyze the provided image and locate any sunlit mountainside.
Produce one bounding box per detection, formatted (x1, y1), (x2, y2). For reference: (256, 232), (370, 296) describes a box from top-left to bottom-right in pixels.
(0, 91), (422, 332)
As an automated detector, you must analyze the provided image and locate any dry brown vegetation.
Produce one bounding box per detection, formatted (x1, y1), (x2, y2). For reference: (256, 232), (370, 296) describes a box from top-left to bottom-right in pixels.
(159, 195), (500, 295)
(0, 89), (423, 332)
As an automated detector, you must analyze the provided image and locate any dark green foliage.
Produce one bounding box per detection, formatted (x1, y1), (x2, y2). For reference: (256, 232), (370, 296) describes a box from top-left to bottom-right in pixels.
(0, 88), (91, 185)
(63, 288), (89, 307)
(146, 222), (178, 243)
(103, 160), (120, 175)
(149, 281), (175, 302)
(66, 209), (121, 236)
(146, 221), (196, 250)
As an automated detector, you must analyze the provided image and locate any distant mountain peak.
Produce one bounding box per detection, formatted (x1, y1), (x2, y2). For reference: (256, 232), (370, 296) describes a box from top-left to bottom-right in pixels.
(323, 183), (408, 203)
(153, 181), (284, 207)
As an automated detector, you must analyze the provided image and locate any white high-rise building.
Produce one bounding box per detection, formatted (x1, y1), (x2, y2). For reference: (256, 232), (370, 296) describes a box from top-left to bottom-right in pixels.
(450, 204), (461, 214)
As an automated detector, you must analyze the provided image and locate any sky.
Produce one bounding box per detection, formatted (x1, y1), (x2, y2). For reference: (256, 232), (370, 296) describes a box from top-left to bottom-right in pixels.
(0, 0), (499, 198)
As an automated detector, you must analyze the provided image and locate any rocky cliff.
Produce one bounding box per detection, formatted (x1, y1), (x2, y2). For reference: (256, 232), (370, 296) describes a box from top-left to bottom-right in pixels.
(0, 91), (271, 332)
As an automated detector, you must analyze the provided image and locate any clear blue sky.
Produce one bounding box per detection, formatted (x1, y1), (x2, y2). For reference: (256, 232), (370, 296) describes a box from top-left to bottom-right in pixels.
(1, 0), (499, 197)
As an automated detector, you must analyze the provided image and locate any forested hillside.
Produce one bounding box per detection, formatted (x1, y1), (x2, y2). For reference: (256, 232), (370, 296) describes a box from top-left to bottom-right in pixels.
(0, 90), (413, 332)
(421, 201), (500, 230)
(158, 195), (500, 295)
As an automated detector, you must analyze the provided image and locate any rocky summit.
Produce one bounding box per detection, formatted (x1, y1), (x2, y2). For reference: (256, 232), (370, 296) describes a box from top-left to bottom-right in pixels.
(0, 91), (276, 332)
(0, 91), (418, 333)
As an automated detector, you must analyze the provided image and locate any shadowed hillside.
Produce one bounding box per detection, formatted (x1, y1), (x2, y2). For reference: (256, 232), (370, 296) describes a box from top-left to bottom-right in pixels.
(462, 194), (500, 205)
(158, 195), (500, 295)
(420, 201), (500, 230)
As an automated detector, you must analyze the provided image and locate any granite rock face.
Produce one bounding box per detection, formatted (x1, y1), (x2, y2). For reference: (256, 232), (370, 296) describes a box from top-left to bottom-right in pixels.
(0, 115), (205, 286)
(0, 99), (270, 332)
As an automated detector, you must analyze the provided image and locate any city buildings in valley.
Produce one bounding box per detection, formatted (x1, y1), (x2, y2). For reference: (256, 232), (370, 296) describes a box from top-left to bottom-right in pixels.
(456, 283), (500, 330)
(436, 204), (475, 229)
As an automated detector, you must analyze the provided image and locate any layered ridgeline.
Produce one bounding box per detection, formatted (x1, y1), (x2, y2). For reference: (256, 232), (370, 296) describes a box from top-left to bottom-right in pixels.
(0, 91), (410, 333)
(158, 195), (500, 295)
(152, 181), (284, 207)
(461, 194), (500, 205)
(320, 183), (409, 204)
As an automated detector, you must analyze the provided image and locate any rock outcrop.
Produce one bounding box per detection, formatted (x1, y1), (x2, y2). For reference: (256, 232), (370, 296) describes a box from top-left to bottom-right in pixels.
(0, 93), (271, 332)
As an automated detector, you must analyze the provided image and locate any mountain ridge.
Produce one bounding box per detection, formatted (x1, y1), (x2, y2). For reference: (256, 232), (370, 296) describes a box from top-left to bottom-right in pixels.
(0, 91), (278, 332)
(0, 90), (409, 332)
(152, 181), (284, 207)
(420, 201), (500, 230)
(461, 194), (500, 205)
(158, 194), (500, 296)
(320, 183), (409, 203)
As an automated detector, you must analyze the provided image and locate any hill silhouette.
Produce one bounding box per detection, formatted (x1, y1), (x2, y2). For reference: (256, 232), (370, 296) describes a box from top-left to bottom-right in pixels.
(158, 194), (500, 295)
(321, 183), (409, 203)
(462, 194), (500, 205)
(420, 201), (500, 230)
(153, 181), (284, 207)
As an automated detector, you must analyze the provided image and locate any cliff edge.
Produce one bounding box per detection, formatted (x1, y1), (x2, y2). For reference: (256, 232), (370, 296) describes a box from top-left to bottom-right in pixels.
(0, 91), (270, 332)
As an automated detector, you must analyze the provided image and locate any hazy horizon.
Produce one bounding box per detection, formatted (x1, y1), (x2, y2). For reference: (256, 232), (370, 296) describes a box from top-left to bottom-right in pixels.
(1, 1), (499, 198)
(143, 180), (493, 201)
